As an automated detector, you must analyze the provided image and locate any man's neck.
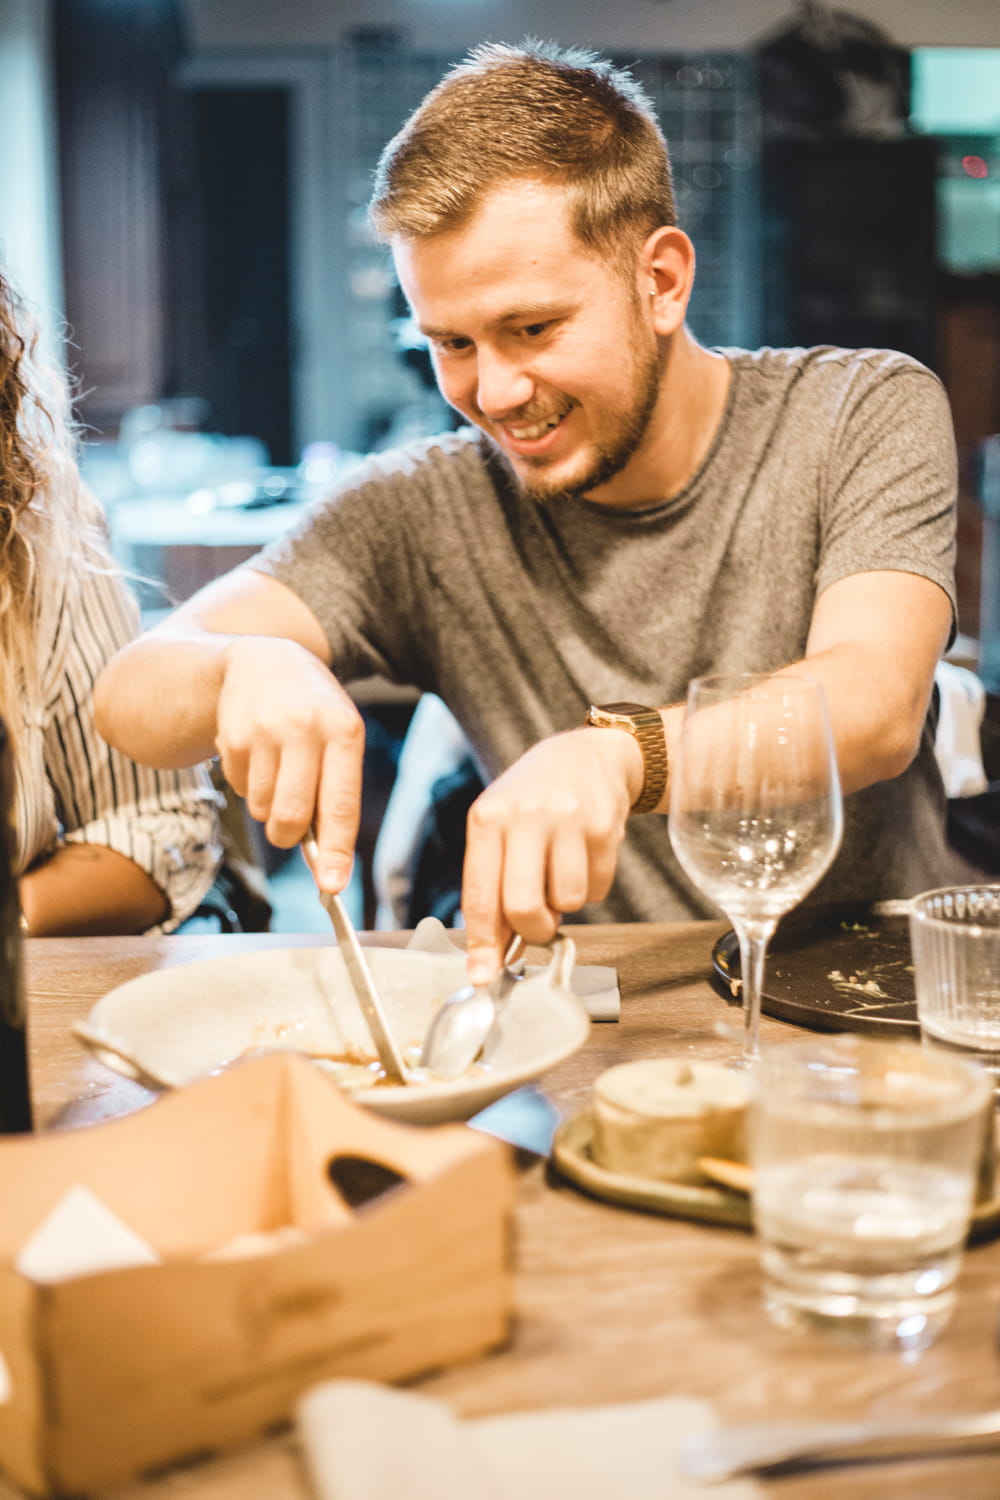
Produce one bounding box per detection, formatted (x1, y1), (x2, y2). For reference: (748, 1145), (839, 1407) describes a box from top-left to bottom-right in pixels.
(586, 330), (732, 512)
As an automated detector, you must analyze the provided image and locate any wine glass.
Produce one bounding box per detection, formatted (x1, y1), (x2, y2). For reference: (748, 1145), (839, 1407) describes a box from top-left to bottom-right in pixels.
(668, 672), (843, 1063)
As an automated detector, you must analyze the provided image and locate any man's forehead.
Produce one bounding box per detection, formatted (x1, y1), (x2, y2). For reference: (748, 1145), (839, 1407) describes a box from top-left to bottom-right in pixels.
(391, 179), (580, 266)
(391, 182), (615, 317)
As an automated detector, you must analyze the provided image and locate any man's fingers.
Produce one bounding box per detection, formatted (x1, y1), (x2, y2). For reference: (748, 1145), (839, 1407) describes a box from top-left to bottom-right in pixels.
(311, 734), (364, 891)
(545, 825), (591, 914)
(464, 810), (575, 981)
(218, 743), (253, 804)
(212, 639), (368, 892)
(583, 823), (623, 904)
(461, 808), (507, 984)
(500, 830), (568, 945)
(266, 742), (324, 849)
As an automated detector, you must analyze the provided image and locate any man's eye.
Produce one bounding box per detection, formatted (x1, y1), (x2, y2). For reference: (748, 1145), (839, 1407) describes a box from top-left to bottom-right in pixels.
(520, 322), (550, 339)
(435, 337), (472, 355)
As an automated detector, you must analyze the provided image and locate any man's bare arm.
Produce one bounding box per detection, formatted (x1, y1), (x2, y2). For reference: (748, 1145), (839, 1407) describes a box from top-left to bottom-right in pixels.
(94, 570), (331, 763)
(795, 570), (952, 790)
(460, 570), (952, 980)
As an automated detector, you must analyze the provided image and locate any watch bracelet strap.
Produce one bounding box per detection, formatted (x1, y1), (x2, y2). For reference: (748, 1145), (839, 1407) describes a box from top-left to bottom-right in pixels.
(628, 711), (668, 814)
(585, 705), (668, 815)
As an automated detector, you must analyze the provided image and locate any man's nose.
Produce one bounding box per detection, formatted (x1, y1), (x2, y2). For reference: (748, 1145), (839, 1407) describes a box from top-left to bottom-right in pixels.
(475, 349), (534, 420)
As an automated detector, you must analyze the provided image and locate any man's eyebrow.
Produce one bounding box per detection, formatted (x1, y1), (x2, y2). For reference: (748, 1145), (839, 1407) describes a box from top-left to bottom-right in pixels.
(418, 322), (462, 340)
(418, 302), (574, 341)
(500, 301), (572, 324)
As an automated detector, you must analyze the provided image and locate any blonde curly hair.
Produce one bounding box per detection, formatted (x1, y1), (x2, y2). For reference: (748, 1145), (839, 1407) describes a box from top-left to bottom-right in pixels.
(0, 267), (110, 744)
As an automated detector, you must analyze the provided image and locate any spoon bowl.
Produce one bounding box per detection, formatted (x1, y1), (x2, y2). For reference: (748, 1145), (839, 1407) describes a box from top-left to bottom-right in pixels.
(420, 936), (526, 1079)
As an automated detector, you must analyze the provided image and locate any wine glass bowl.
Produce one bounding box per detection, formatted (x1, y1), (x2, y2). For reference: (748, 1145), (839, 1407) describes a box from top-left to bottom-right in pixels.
(668, 673), (843, 1061)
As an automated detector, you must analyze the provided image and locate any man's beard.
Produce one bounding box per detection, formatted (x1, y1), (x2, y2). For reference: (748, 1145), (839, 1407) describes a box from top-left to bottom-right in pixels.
(513, 334), (664, 505)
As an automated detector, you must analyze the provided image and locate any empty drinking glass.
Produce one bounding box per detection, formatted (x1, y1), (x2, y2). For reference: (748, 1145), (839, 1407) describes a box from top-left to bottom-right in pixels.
(909, 884), (1000, 1084)
(668, 672), (843, 1062)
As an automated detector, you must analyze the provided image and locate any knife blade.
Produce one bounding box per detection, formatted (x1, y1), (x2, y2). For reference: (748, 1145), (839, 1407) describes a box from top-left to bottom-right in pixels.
(316, 887), (409, 1085)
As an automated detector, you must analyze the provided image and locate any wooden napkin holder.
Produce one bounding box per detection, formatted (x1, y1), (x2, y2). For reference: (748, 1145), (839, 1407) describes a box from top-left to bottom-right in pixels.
(0, 1051), (515, 1497)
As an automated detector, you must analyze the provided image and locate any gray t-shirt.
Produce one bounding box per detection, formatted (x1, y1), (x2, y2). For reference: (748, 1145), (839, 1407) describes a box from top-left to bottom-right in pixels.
(254, 345), (961, 922)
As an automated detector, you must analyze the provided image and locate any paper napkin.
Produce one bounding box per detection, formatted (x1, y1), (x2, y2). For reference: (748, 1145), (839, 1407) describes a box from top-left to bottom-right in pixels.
(297, 1380), (760, 1499)
(408, 917), (621, 1021)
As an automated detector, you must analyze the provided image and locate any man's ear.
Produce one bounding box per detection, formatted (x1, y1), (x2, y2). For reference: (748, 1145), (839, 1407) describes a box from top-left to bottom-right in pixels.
(638, 226), (696, 336)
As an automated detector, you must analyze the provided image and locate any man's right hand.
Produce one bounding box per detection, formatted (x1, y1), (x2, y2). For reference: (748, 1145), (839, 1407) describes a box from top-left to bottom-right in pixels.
(215, 636), (364, 891)
(94, 568), (364, 894)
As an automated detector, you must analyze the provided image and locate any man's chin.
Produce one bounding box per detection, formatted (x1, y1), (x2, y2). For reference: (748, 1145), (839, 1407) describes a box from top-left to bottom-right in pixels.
(519, 456), (631, 506)
(508, 451), (602, 504)
(481, 429), (619, 503)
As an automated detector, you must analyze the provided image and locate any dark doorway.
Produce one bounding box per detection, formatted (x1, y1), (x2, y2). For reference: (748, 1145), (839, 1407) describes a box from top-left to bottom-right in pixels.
(169, 87), (293, 465)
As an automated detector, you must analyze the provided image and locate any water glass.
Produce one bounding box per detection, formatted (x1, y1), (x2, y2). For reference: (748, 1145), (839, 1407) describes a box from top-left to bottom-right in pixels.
(749, 1034), (991, 1351)
(909, 885), (1000, 1083)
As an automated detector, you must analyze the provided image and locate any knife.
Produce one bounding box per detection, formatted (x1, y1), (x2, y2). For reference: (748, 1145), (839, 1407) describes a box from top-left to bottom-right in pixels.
(316, 888), (409, 1085)
(303, 835), (409, 1085)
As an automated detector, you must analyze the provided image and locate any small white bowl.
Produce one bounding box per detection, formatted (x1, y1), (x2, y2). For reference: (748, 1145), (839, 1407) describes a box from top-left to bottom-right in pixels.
(82, 938), (590, 1125)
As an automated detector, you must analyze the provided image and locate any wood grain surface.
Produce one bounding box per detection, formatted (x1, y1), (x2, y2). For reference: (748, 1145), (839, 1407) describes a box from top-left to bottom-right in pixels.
(10, 924), (1000, 1500)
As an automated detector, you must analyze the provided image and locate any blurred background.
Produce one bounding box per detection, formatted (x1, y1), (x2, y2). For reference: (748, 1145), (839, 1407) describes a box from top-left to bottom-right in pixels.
(1, 0), (998, 927)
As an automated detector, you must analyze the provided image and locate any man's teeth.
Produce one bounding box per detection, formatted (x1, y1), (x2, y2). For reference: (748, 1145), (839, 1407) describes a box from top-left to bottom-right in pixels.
(508, 414), (563, 441)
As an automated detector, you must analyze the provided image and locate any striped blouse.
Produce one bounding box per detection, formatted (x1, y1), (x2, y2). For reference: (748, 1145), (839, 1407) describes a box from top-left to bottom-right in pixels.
(14, 558), (222, 932)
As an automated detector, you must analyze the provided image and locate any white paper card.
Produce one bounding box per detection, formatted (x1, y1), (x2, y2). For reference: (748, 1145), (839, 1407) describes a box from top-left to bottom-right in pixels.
(16, 1185), (160, 1284)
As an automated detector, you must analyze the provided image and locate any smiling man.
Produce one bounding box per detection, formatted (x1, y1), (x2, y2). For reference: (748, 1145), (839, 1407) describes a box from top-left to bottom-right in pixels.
(96, 41), (962, 981)
(389, 177), (719, 508)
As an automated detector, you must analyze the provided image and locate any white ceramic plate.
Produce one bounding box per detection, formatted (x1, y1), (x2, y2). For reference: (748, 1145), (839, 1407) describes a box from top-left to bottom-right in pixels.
(82, 940), (590, 1125)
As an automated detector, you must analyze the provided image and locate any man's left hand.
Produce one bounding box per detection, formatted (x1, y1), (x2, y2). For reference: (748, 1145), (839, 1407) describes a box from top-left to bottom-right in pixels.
(460, 727), (643, 982)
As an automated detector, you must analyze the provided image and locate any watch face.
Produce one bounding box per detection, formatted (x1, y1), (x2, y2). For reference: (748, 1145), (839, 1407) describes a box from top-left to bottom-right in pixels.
(596, 702), (648, 717)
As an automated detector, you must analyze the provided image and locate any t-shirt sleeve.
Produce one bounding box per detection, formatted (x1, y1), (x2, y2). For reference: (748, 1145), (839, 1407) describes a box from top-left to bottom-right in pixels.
(248, 445), (444, 689)
(814, 361), (957, 624)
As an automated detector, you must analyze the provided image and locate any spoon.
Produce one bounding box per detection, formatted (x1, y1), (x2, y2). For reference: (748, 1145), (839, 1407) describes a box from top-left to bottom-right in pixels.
(301, 834), (409, 1085)
(420, 935), (526, 1080)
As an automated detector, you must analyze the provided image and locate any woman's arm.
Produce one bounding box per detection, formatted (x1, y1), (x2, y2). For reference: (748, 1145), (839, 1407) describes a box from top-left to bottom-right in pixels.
(29, 563), (223, 933)
(19, 844), (168, 935)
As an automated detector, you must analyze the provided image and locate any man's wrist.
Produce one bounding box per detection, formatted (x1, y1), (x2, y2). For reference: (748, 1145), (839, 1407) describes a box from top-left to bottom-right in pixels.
(583, 702), (668, 814)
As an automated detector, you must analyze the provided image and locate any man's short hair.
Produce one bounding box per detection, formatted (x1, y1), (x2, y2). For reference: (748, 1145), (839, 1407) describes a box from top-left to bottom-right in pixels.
(369, 39), (676, 261)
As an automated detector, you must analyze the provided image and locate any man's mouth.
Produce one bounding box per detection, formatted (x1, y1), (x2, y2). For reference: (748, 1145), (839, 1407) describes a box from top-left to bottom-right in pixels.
(503, 412), (567, 442)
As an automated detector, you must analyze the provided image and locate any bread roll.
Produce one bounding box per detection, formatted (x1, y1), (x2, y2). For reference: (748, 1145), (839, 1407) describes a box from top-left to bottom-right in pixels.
(592, 1058), (748, 1185)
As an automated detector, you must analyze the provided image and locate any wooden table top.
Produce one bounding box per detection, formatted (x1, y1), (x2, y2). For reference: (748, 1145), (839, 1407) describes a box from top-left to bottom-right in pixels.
(11, 923), (1000, 1499)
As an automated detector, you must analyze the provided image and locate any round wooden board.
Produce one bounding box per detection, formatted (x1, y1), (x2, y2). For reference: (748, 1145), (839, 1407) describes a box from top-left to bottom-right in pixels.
(551, 1108), (1000, 1245)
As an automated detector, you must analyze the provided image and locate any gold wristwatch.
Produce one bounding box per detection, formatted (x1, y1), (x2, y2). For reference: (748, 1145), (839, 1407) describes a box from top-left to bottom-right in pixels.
(584, 702), (668, 815)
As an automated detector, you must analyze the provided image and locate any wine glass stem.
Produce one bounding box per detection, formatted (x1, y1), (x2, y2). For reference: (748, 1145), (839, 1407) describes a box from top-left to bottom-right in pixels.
(734, 918), (777, 1061)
